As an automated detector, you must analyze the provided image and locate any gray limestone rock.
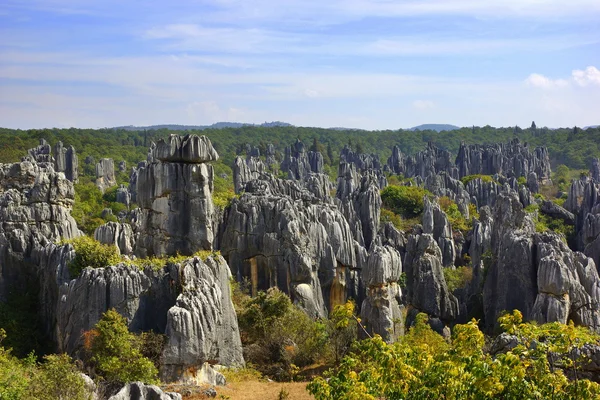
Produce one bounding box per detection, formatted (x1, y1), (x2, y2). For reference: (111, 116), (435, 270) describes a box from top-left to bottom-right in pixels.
(94, 222), (136, 256)
(116, 184), (132, 208)
(280, 139), (323, 180)
(96, 158), (116, 193)
(118, 160), (127, 172)
(422, 197), (456, 268)
(404, 233), (459, 321)
(540, 200), (575, 225)
(53, 141), (79, 182)
(108, 382), (181, 400)
(360, 245), (404, 341)
(135, 135), (218, 257)
(161, 255), (244, 383)
(591, 158), (600, 182)
(233, 155), (265, 194)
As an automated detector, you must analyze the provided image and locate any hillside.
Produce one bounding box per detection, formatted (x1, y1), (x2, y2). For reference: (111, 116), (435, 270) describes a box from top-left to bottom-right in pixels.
(409, 123), (460, 132)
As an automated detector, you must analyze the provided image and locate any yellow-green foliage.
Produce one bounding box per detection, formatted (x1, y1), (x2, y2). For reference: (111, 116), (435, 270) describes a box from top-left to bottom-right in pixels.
(438, 196), (471, 232)
(460, 174), (494, 186)
(85, 309), (158, 385)
(67, 236), (121, 277)
(0, 329), (90, 400)
(443, 266), (473, 292)
(308, 311), (600, 400)
(379, 209), (403, 230)
(126, 250), (221, 271)
(381, 185), (432, 218)
(221, 366), (264, 384)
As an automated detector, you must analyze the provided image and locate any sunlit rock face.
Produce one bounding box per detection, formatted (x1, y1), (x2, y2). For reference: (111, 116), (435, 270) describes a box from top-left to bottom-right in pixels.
(134, 134), (219, 257)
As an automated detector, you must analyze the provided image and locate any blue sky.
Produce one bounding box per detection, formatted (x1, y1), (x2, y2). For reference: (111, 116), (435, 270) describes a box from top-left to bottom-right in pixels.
(1, 0), (599, 130)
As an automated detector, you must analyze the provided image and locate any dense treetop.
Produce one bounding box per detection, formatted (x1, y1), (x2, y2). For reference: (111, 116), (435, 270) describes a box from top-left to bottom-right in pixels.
(1, 124), (599, 171)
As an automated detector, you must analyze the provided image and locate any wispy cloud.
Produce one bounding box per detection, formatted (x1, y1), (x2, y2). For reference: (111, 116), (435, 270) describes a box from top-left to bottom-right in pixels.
(525, 66), (600, 89)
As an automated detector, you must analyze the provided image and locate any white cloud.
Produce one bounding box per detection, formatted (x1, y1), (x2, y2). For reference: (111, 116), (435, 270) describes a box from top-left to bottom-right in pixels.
(525, 73), (569, 89)
(413, 100), (435, 110)
(572, 66), (600, 87)
(525, 66), (600, 89)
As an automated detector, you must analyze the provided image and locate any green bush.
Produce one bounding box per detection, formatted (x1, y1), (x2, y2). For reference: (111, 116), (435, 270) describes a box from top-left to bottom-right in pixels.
(85, 309), (158, 385)
(460, 174), (494, 186)
(27, 354), (91, 400)
(0, 329), (33, 400)
(308, 311), (600, 400)
(67, 236), (120, 278)
(381, 185), (432, 218)
(443, 266), (473, 292)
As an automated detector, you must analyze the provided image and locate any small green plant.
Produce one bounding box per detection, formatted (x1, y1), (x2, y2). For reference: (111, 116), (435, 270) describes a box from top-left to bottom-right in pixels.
(381, 185), (433, 218)
(84, 309), (158, 385)
(460, 174), (494, 186)
(27, 354), (91, 400)
(278, 388), (290, 400)
(443, 266), (473, 292)
(67, 236), (121, 277)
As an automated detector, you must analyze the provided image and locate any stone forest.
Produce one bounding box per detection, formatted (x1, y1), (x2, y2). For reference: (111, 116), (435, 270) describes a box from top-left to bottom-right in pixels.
(2, 126), (600, 399)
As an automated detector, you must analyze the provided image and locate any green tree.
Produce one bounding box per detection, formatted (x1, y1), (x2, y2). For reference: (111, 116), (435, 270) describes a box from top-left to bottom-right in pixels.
(27, 354), (91, 400)
(85, 309), (158, 385)
(67, 236), (121, 278)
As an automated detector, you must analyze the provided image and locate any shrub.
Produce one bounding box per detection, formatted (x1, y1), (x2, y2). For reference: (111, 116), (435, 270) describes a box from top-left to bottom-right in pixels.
(0, 329), (33, 400)
(85, 309), (158, 385)
(443, 266), (473, 292)
(308, 312), (600, 400)
(27, 354), (91, 400)
(381, 185), (432, 218)
(517, 176), (527, 186)
(379, 208), (403, 230)
(67, 236), (121, 278)
(460, 174), (494, 186)
(438, 196), (470, 233)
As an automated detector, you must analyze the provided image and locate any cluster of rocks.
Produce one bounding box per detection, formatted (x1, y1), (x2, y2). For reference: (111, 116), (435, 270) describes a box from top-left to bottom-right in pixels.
(25, 138), (79, 182)
(387, 138), (551, 185)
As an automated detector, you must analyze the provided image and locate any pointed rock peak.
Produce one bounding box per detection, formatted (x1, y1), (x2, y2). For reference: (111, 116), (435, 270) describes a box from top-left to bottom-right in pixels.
(152, 134), (219, 163)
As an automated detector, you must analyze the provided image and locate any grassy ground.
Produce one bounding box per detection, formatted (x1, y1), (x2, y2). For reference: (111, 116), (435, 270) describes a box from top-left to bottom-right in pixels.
(165, 381), (314, 400)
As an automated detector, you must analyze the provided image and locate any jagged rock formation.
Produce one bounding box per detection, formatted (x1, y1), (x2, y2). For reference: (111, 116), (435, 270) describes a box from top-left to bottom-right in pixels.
(118, 160), (127, 172)
(265, 143), (277, 170)
(129, 161), (147, 204)
(280, 138), (323, 180)
(220, 175), (361, 318)
(481, 187), (600, 332)
(422, 197), (456, 268)
(162, 255), (244, 383)
(591, 158), (600, 181)
(233, 154), (265, 194)
(53, 141), (79, 182)
(387, 142), (457, 180)
(116, 184), (131, 208)
(404, 230), (459, 324)
(0, 159), (80, 299)
(456, 139), (551, 181)
(387, 139), (551, 186)
(134, 134), (218, 257)
(423, 172), (470, 217)
(95, 158), (116, 193)
(94, 222), (135, 255)
(360, 245), (404, 342)
(109, 382), (182, 400)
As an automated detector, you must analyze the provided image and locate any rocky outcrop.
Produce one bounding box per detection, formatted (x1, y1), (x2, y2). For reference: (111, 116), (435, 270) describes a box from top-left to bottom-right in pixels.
(161, 255), (244, 383)
(116, 184), (131, 208)
(53, 141), (79, 182)
(233, 155), (265, 194)
(423, 172), (470, 217)
(360, 245), (404, 341)
(265, 143), (277, 170)
(422, 197), (456, 268)
(481, 187), (600, 332)
(387, 142), (456, 180)
(280, 139), (323, 180)
(591, 158), (600, 181)
(129, 161), (147, 204)
(95, 158), (116, 193)
(219, 174), (362, 318)
(404, 231), (459, 322)
(0, 160), (80, 299)
(134, 135), (218, 257)
(456, 138), (551, 181)
(540, 200), (575, 225)
(118, 160), (127, 173)
(94, 222), (135, 256)
(109, 382), (181, 400)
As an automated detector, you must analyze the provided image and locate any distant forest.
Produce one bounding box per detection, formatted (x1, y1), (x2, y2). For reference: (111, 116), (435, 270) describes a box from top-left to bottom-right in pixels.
(1, 124), (599, 172)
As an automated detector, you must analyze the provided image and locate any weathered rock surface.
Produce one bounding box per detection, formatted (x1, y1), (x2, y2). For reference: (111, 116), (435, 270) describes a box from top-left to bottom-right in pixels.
(360, 245), (404, 341)
(0, 160), (80, 299)
(219, 174), (362, 317)
(280, 139), (323, 180)
(109, 382), (182, 400)
(96, 158), (116, 193)
(162, 256), (244, 383)
(456, 138), (551, 181)
(404, 231), (459, 322)
(94, 222), (136, 256)
(540, 200), (575, 225)
(591, 158), (600, 182)
(135, 134), (218, 257)
(233, 155), (265, 194)
(422, 197), (456, 268)
(53, 141), (79, 182)
(116, 184), (132, 208)
(387, 142), (457, 180)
